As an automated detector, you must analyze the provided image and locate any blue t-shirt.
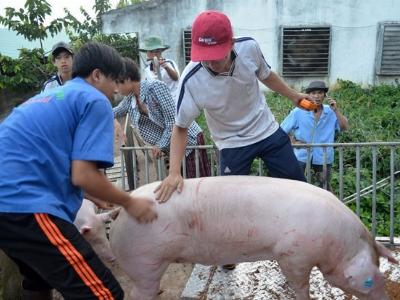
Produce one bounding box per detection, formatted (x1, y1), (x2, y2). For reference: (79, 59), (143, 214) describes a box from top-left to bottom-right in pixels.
(280, 105), (340, 164)
(0, 77), (114, 222)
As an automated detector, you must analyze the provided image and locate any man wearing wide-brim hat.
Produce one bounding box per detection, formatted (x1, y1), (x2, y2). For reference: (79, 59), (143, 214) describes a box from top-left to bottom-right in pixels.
(281, 80), (349, 191)
(139, 36), (180, 100)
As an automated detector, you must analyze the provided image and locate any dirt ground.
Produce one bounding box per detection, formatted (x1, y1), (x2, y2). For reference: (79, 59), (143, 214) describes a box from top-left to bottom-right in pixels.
(50, 262), (193, 299)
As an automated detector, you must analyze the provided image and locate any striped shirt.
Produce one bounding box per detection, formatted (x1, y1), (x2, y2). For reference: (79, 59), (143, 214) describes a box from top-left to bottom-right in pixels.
(113, 80), (202, 156)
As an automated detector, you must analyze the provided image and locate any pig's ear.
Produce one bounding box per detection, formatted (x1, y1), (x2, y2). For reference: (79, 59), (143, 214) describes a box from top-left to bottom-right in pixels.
(99, 207), (121, 222)
(109, 207), (121, 220)
(80, 226), (91, 235)
(375, 242), (398, 264)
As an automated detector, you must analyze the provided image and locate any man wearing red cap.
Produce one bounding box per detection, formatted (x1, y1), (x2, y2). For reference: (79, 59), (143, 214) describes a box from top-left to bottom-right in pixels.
(155, 10), (308, 201)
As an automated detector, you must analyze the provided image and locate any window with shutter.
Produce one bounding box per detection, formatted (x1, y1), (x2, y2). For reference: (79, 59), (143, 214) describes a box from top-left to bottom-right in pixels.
(376, 23), (400, 75)
(182, 28), (192, 65)
(281, 26), (331, 77)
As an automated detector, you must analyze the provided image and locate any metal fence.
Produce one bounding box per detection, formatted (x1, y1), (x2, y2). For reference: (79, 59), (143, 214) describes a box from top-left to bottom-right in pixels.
(117, 141), (400, 244)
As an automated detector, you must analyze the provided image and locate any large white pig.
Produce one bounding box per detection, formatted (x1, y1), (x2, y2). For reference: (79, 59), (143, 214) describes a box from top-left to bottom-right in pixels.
(109, 176), (397, 300)
(74, 199), (119, 264)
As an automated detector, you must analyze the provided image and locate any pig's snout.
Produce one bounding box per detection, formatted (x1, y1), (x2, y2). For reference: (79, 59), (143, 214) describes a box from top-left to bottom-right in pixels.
(103, 253), (116, 263)
(107, 255), (117, 264)
(96, 247), (116, 264)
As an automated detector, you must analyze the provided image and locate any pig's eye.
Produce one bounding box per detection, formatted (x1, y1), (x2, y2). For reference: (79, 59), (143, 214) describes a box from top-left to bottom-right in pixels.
(363, 277), (374, 288)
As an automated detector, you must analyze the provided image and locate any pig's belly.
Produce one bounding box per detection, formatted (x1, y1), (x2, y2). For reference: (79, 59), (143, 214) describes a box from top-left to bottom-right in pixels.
(179, 241), (278, 265)
(158, 223), (280, 266)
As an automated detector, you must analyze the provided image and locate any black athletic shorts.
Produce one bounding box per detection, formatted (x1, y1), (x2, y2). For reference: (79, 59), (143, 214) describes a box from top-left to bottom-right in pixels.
(0, 212), (124, 299)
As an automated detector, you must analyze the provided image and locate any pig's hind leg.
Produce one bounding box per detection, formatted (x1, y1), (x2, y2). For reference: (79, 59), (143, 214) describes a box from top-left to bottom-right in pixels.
(124, 259), (169, 300)
(279, 263), (312, 300)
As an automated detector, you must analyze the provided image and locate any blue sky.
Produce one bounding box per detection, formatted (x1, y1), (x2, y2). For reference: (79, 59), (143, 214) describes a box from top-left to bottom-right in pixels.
(0, 28), (69, 57)
(0, 0), (120, 57)
(0, 0), (120, 22)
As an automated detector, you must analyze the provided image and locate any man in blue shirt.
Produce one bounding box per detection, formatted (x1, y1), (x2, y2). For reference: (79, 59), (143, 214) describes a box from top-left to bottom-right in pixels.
(281, 81), (349, 191)
(0, 42), (157, 299)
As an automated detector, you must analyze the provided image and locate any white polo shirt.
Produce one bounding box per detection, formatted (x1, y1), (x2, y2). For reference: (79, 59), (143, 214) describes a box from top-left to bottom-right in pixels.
(175, 37), (279, 150)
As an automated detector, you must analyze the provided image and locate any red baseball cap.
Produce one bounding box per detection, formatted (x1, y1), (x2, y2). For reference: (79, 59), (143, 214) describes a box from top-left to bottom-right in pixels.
(191, 10), (233, 62)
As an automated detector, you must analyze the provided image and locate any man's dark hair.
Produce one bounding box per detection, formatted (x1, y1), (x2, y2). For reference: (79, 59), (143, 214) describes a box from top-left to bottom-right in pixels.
(52, 49), (73, 62)
(121, 57), (141, 82)
(72, 42), (124, 79)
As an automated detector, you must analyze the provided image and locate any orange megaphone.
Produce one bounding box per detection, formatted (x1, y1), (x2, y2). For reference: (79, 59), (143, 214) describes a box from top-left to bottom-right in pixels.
(298, 99), (319, 111)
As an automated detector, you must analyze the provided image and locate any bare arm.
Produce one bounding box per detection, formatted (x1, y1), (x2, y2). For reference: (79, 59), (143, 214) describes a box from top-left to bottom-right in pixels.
(84, 193), (114, 209)
(72, 160), (157, 223)
(327, 98), (349, 131)
(261, 71), (310, 105)
(162, 63), (179, 81)
(154, 125), (188, 202)
(335, 110), (349, 131)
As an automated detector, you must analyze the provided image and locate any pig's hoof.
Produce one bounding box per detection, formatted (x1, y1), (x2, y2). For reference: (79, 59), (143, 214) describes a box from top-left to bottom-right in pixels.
(222, 264), (236, 270)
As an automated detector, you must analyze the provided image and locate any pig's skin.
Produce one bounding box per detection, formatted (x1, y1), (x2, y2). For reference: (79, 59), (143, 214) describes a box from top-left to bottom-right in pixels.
(74, 199), (119, 264)
(110, 176), (397, 300)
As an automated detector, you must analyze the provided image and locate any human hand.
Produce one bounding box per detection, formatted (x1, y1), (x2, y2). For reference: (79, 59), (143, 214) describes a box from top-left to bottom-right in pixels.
(125, 196), (157, 223)
(327, 98), (338, 111)
(294, 93), (312, 104)
(154, 173), (184, 203)
(159, 58), (179, 81)
(293, 93), (315, 110)
(159, 58), (168, 69)
(152, 146), (163, 159)
(135, 97), (148, 115)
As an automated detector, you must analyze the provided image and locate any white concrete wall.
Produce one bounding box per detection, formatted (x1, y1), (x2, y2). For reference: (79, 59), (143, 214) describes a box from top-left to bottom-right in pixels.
(102, 0), (400, 88)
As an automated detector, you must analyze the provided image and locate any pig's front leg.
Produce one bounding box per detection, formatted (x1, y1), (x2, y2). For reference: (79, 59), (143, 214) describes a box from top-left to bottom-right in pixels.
(126, 260), (170, 300)
(279, 263), (312, 300)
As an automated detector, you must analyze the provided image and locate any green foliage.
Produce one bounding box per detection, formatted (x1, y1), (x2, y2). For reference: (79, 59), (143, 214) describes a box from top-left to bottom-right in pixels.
(0, 0), (139, 94)
(0, 48), (54, 91)
(0, 0), (64, 49)
(63, 0), (111, 43)
(117, 0), (143, 8)
(99, 34), (139, 61)
(63, 0), (139, 61)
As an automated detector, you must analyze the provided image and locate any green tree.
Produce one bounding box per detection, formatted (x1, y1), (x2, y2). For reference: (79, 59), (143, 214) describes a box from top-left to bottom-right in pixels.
(63, 0), (139, 61)
(0, 48), (53, 91)
(0, 0), (64, 50)
(63, 0), (111, 43)
(117, 0), (144, 9)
